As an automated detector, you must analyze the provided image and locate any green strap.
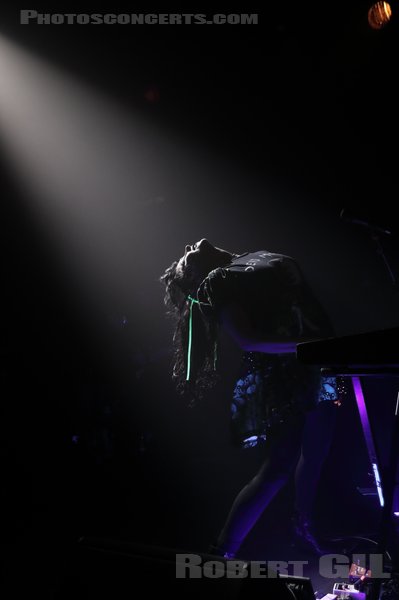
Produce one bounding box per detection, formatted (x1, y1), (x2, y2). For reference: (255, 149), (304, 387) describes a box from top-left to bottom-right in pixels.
(186, 296), (199, 381)
(186, 295), (217, 381)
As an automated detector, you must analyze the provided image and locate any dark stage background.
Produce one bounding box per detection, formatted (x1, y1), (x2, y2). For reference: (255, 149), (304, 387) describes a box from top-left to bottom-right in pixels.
(0, 4), (398, 597)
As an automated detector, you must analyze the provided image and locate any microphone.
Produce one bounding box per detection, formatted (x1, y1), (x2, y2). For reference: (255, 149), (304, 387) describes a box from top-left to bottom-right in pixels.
(340, 208), (393, 236)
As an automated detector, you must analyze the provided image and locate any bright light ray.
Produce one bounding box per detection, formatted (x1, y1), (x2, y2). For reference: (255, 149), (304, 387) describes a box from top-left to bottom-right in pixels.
(0, 34), (174, 325)
(0, 33), (296, 352)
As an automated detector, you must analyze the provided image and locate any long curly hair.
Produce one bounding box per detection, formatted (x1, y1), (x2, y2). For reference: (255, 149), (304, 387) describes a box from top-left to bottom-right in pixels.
(159, 259), (220, 405)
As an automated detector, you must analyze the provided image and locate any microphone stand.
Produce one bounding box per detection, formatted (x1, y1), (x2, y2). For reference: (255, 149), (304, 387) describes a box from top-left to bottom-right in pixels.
(365, 227), (399, 600)
(369, 228), (398, 290)
(340, 213), (399, 599)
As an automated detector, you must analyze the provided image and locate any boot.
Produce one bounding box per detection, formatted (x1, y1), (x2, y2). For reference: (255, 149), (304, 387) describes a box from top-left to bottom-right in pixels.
(291, 511), (332, 556)
(207, 542), (236, 559)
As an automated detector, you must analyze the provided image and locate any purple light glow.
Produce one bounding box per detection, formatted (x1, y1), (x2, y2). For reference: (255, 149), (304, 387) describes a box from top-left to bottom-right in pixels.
(372, 462), (384, 508)
(352, 376), (384, 508)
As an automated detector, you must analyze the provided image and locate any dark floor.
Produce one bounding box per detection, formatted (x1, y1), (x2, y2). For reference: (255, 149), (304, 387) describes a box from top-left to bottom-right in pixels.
(1, 378), (398, 599)
(1, 475), (396, 599)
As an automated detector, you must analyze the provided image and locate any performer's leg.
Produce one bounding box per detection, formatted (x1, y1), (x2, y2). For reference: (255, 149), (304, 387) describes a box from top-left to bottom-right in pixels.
(214, 417), (304, 557)
(294, 400), (337, 516)
(292, 401), (338, 553)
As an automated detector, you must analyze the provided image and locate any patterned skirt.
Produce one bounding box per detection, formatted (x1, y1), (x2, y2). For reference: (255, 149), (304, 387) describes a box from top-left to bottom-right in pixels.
(230, 352), (342, 448)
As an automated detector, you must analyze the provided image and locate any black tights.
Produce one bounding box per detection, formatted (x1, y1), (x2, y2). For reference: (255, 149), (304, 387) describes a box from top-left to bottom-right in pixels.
(216, 401), (337, 555)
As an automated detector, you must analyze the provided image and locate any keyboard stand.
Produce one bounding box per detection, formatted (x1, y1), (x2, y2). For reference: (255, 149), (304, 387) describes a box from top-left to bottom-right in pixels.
(321, 367), (399, 600)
